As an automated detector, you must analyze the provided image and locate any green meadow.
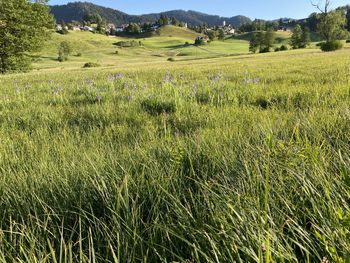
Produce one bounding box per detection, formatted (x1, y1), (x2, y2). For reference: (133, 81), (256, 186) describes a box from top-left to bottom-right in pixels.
(0, 26), (350, 262)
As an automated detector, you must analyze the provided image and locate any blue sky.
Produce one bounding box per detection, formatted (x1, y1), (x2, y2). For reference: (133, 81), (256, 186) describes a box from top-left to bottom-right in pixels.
(49, 0), (349, 20)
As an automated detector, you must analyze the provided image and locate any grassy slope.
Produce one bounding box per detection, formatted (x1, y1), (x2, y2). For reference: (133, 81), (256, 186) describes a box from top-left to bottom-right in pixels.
(156, 25), (201, 39)
(1, 45), (350, 261)
(32, 27), (250, 70)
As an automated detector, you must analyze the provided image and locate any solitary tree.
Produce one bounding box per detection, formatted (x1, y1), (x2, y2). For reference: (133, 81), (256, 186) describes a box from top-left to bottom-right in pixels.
(58, 41), (71, 62)
(262, 28), (275, 52)
(291, 25), (303, 48)
(218, 29), (225, 40)
(311, 0), (347, 51)
(60, 20), (69, 35)
(249, 30), (275, 53)
(249, 32), (263, 53)
(291, 25), (311, 48)
(0, 0), (54, 73)
(249, 33), (259, 53)
(318, 10), (347, 42)
(95, 14), (106, 34)
(206, 30), (217, 41)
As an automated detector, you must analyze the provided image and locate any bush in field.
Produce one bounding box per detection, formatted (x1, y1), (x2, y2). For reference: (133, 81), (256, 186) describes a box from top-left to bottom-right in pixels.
(167, 57), (175, 62)
(83, 62), (101, 68)
(115, 40), (140, 48)
(346, 39), (350, 43)
(320, 40), (343, 51)
(280, 44), (288, 51)
(194, 37), (206, 46)
(58, 41), (71, 62)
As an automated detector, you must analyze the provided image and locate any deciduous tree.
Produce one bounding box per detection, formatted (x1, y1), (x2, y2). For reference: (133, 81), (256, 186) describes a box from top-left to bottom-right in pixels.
(0, 0), (54, 73)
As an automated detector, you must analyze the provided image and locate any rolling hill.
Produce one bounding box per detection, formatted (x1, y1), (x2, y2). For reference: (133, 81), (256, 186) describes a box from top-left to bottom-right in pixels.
(50, 1), (251, 27)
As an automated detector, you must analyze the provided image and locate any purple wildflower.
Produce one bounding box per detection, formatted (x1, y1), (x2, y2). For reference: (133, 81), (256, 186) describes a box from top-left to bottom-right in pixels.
(96, 95), (102, 102)
(243, 77), (261, 85)
(163, 73), (173, 84)
(193, 82), (197, 97)
(115, 73), (124, 79)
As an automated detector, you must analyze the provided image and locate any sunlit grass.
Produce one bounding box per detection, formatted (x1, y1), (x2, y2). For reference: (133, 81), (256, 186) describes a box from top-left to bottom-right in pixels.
(0, 45), (350, 262)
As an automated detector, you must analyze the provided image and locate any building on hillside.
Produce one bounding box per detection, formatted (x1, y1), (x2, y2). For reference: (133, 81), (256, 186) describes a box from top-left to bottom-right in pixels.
(278, 26), (294, 32)
(151, 25), (160, 31)
(107, 23), (116, 30)
(223, 20), (226, 27)
(116, 24), (128, 32)
(82, 26), (94, 32)
(72, 26), (81, 31)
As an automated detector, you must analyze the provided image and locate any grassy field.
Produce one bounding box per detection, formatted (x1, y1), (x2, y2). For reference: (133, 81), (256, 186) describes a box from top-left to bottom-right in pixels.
(1, 28), (350, 262)
(31, 26), (251, 70)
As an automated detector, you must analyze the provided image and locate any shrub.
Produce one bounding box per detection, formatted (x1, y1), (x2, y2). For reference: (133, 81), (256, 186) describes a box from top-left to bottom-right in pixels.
(57, 55), (66, 62)
(259, 47), (270, 53)
(83, 62), (101, 68)
(254, 96), (270, 109)
(114, 41), (141, 48)
(141, 98), (176, 116)
(57, 41), (71, 62)
(115, 50), (119, 55)
(274, 47), (281, 52)
(167, 57), (175, 62)
(280, 45), (288, 51)
(320, 41), (343, 52)
(75, 52), (82, 57)
(316, 42), (322, 47)
(194, 38), (206, 46)
(346, 40), (350, 43)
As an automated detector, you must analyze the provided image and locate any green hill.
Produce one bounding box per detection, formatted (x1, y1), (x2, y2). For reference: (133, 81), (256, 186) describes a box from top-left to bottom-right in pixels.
(32, 29), (250, 70)
(155, 25), (201, 40)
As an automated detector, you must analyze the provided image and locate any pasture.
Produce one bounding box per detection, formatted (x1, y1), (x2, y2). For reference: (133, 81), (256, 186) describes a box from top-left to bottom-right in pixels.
(0, 28), (350, 262)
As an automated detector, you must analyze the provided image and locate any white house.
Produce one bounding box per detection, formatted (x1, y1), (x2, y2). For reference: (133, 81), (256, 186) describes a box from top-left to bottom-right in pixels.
(83, 26), (94, 32)
(151, 25), (160, 31)
(72, 26), (81, 31)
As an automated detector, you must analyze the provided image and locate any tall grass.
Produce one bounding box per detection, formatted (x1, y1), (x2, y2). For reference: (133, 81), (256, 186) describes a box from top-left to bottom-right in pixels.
(0, 50), (349, 262)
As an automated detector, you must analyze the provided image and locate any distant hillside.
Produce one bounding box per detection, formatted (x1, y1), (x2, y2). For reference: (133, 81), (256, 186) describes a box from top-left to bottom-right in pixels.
(50, 2), (138, 24)
(139, 10), (251, 27)
(50, 2), (251, 27)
